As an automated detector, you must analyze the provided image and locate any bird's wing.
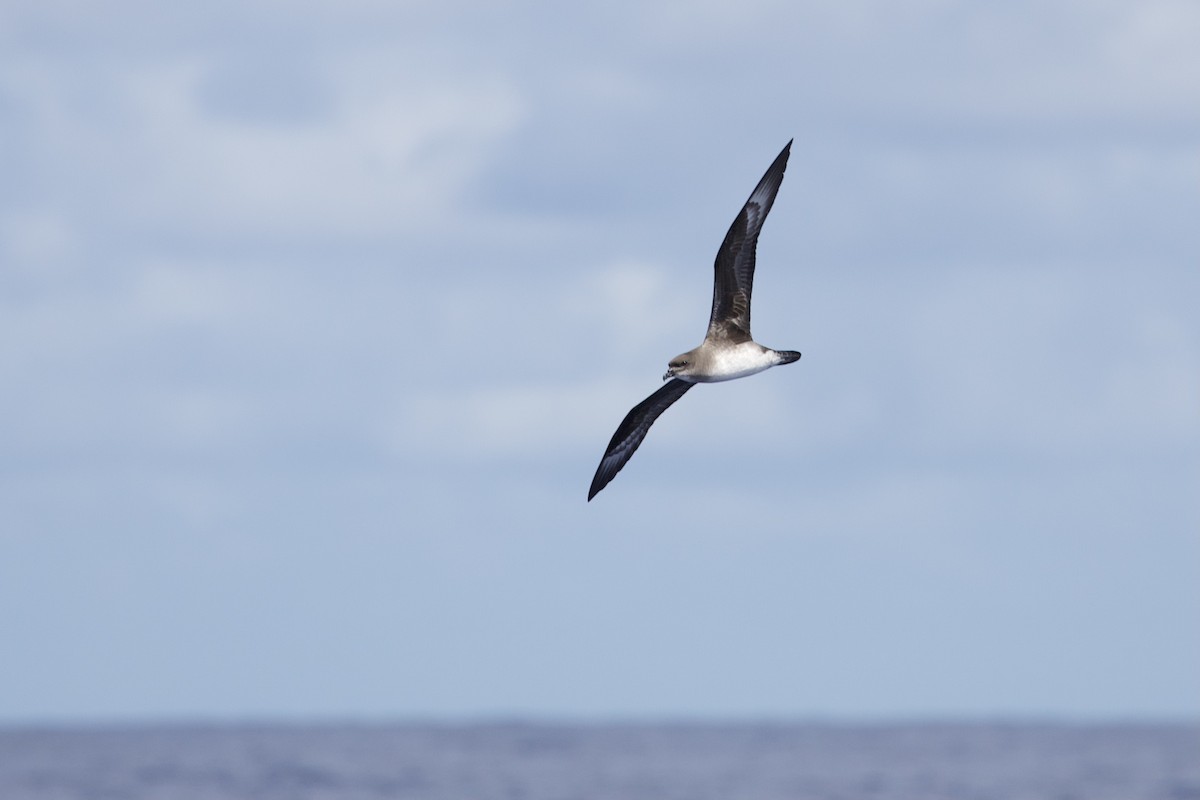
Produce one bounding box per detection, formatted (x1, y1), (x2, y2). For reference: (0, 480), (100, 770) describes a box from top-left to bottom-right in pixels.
(588, 379), (695, 501)
(708, 140), (792, 341)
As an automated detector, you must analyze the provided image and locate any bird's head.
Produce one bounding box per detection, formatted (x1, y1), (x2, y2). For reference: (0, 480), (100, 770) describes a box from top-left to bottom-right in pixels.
(664, 350), (699, 381)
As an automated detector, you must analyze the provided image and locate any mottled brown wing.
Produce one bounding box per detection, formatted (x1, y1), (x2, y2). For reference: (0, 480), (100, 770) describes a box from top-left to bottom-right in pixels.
(709, 140), (791, 340)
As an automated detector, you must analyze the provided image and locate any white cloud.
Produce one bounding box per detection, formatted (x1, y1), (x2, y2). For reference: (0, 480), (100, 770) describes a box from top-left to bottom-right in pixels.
(383, 260), (695, 460)
(0, 210), (79, 270)
(0, 51), (525, 243)
(391, 380), (626, 460)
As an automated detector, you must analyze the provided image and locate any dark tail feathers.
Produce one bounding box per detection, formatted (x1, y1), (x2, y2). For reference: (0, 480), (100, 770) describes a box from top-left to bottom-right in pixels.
(776, 350), (801, 365)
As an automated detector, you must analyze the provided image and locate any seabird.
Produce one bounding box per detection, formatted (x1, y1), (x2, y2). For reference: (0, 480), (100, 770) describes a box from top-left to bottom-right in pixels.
(588, 140), (801, 501)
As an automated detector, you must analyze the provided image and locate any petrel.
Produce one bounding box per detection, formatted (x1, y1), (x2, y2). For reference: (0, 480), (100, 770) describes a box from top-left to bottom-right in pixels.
(588, 140), (801, 501)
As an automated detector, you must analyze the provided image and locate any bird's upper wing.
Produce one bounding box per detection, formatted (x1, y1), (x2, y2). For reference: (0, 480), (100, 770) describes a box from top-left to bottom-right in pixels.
(588, 379), (695, 501)
(708, 140), (792, 341)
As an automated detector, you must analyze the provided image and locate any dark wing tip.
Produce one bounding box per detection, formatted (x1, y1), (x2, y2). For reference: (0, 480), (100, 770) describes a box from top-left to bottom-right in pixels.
(768, 139), (792, 180)
(587, 459), (615, 501)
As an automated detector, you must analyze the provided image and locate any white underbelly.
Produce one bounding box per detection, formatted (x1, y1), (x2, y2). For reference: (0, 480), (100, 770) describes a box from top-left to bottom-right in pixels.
(699, 343), (776, 382)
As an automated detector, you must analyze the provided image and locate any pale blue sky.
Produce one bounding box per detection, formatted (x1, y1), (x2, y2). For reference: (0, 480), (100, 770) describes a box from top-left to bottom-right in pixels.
(1, 0), (1198, 722)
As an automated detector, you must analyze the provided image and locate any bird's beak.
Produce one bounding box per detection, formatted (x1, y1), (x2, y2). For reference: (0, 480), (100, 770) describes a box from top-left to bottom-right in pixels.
(662, 369), (674, 381)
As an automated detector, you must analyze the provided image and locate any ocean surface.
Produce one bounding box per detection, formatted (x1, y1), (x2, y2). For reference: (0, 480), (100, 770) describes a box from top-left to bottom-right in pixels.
(1, 721), (1197, 799)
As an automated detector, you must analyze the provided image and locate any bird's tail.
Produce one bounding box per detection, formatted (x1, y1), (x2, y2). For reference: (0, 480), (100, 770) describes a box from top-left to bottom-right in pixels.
(775, 350), (801, 365)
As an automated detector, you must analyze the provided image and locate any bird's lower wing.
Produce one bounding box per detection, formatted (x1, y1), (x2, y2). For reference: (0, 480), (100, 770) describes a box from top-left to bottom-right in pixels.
(588, 379), (694, 501)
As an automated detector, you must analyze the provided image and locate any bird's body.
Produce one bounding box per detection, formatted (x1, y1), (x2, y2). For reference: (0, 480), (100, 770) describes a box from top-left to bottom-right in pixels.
(588, 140), (800, 501)
(666, 339), (799, 384)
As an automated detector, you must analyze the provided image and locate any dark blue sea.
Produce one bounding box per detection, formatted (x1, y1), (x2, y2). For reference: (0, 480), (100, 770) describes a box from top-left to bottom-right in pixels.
(1, 721), (1197, 799)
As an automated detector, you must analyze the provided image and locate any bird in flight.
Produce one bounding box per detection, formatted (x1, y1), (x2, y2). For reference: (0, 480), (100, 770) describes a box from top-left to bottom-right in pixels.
(588, 140), (801, 501)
